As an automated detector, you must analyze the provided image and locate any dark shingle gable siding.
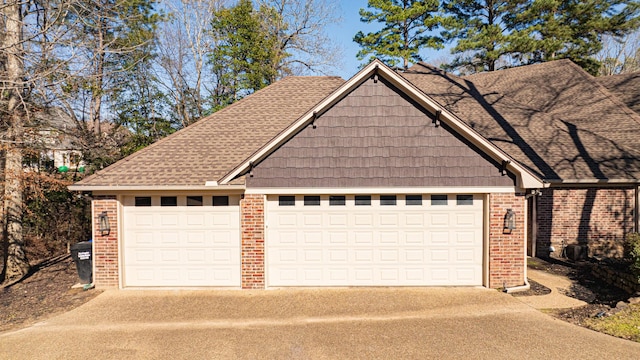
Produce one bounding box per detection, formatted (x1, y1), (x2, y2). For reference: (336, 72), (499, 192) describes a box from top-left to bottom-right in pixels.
(247, 77), (514, 188)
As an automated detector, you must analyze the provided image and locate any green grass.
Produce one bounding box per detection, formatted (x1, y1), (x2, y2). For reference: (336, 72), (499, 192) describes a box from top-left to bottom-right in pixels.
(585, 304), (640, 342)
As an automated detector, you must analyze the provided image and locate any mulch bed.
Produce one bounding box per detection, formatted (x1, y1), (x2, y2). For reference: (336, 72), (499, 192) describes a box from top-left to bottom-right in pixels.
(0, 254), (102, 333)
(513, 257), (634, 327)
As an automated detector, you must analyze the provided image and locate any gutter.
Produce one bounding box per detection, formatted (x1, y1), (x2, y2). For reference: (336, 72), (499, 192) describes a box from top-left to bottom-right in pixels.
(68, 184), (246, 192)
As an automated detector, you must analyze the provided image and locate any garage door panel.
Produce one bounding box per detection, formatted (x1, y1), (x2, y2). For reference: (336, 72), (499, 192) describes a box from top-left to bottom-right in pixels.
(303, 214), (322, 226)
(267, 194), (483, 287)
(354, 213), (374, 226)
(329, 214), (348, 226)
(186, 214), (205, 226)
(277, 213), (297, 226)
(123, 201), (240, 287)
(328, 232), (348, 244)
(134, 214), (154, 227)
(160, 214), (179, 226)
(404, 213), (425, 226)
(379, 249), (399, 262)
(379, 231), (399, 244)
(379, 213), (399, 226)
(328, 249), (348, 262)
(404, 231), (425, 245)
(429, 213), (450, 226)
(403, 249), (426, 262)
(304, 232), (322, 244)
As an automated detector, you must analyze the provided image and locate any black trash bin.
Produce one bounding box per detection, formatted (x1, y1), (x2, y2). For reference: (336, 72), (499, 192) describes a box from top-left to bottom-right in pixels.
(70, 241), (93, 284)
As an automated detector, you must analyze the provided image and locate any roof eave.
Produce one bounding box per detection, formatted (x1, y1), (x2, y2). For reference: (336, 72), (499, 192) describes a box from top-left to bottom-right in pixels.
(68, 184), (247, 192)
(546, 179), (640, 186)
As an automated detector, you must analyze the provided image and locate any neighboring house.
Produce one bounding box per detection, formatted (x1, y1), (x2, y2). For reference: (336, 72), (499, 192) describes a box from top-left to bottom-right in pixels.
(70, 59), (640, 290)
(26, 106), (86, 172)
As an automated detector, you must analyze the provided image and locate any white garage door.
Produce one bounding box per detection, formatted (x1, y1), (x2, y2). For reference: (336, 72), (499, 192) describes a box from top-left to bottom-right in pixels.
(122, 195), (241, 287)
(267, 194), (483, 286)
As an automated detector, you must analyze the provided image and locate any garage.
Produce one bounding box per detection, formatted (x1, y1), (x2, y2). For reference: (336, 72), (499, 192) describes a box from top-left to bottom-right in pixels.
(122, 195), (241, 287)
(266, 194), (484, 287)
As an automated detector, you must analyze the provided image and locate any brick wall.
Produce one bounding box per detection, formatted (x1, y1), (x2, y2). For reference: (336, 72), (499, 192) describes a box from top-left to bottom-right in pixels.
(92, 196), (119, 288)
(489, 193), (526, 288)
(536, 188), (635, 258)
(240, 194), (265, 289)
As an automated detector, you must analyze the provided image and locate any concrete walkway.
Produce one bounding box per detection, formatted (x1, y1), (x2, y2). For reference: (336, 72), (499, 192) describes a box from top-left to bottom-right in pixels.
(2, 287), (640, 359)
(516, 268), (588, 309)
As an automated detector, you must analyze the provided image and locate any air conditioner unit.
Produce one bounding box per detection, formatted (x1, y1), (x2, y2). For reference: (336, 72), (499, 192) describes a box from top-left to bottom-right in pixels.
(565, 244), (587, 261)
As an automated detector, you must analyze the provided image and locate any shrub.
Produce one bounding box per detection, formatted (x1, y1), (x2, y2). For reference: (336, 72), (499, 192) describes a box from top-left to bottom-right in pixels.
(624, 233), (640, 280)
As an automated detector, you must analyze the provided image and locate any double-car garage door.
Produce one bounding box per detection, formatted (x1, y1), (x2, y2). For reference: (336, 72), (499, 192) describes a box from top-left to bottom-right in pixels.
(121, 193), (484, 287)
(267, 194), (483, 287)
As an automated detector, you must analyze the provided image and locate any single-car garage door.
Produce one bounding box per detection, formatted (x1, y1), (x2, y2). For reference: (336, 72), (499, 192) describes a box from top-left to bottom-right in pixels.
(122, 195), (241, 287)
(267, 194), (483, 286)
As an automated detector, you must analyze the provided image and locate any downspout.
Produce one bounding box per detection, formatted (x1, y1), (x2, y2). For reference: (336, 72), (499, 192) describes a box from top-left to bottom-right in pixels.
(504, 190), (540, 293)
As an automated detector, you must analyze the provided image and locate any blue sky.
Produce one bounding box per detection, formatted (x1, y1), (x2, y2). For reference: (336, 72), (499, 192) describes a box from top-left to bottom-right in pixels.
(326, 1), (450, 79)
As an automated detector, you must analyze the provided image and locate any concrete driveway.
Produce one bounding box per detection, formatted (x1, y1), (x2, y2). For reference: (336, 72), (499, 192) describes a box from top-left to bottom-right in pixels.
(2, 287), (639, 359)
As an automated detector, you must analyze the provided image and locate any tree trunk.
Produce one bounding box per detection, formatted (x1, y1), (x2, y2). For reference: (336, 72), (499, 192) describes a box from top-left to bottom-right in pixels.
(91, 17), (106, 135)
(1, 0), (30, 283)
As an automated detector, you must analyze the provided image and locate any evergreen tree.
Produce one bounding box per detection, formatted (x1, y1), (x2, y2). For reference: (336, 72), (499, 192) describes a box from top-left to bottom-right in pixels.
(209, 0), (279, 109)
(354, 0), (443, 69)
(510, 0), (640, 75)
(442, 0), (640, 74)
(441, 0), (523, 73)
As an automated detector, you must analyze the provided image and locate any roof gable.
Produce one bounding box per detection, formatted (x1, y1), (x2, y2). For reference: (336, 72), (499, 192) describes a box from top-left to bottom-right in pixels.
(221, 59), (543, 190)
(246, 76), (515, 188)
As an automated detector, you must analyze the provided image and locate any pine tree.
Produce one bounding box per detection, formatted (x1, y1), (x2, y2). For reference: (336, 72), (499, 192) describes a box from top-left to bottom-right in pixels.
(510, 0), (640, 75)
(442, 0), (640, 74)
(441, 0), (524, 73)
(209, 0), (279, 109)
(354, 0), (443, 69)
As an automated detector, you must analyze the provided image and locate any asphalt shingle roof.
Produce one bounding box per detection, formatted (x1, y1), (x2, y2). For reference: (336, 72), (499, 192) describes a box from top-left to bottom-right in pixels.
(76, 59), (640, 189)
(77, 76), (344, 186)
(402, 60), (640, 181)
(596, 72), (640, 115)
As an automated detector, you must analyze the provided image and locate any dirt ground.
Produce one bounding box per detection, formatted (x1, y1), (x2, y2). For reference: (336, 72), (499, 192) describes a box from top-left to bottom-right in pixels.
(0, 254), (102, 333)
(514, 257), (634, 327)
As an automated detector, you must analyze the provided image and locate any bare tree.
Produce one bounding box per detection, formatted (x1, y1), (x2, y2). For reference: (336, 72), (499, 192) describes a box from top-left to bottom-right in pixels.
(598, 31), (640, 76)
(1, 0), (30, 282)
(156, 0), (226, 128)
(0, 0), (158, 283)
(258, 0), (342, 78)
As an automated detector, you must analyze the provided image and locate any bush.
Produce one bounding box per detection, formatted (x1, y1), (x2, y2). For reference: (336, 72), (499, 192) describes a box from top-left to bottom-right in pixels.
(624, 233), (640, 280)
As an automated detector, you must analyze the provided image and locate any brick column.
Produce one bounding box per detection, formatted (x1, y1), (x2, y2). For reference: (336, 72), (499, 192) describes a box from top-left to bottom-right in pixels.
(92, 196), (119, 288)
(241, 194), (265, 289)
(489, 193), (526, 288)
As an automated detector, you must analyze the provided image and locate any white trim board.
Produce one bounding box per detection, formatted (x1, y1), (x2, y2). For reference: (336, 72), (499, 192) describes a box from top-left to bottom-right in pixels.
(245, 187), (518, 195)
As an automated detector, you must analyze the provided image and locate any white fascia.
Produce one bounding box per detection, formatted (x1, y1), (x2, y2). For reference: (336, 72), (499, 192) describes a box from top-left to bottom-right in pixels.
(69, 184), (246, 194)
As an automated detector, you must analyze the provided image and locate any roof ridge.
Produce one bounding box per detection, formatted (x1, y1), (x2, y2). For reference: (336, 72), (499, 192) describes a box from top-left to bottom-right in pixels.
(466, 59), (575, 79)
(568, 62), (640, 127)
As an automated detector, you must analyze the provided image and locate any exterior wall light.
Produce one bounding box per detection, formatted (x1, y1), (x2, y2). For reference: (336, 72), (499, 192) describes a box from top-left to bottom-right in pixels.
(503, 208), (516, 234)
(98, 211), (111, 236)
